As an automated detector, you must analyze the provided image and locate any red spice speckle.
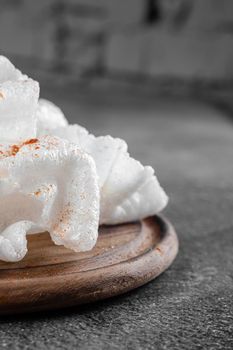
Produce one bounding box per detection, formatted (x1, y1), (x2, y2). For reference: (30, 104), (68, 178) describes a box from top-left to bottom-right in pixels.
(0, 138), (39, 159)
(52, 203), (74, 238)
(11, 145), (20, 156)
(23, 138), (38, 146)
(34, 190), (41, 196)
(156, 247), (163, 254)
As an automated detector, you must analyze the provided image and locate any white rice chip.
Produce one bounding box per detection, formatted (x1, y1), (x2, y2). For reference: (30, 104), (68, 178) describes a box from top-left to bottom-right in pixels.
(36, 98), (68, 131)
(0, 55), (27, 82)
(105, 167), (168, 224)
(0, 135), (99, 262)
(0, 56), (39, 144)
(39, 125), (168, 225)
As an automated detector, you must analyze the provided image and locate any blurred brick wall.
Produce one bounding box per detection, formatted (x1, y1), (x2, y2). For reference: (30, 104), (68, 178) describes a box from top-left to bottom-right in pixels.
(0, 0), (233, 84)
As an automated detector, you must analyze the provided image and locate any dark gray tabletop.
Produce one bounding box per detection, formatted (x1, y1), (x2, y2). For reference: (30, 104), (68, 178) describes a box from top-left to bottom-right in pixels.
(1, 91), (233, 350)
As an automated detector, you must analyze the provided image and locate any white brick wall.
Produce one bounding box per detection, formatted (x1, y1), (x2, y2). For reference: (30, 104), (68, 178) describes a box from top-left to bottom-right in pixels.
(0, 0), (232, 83)
(187, 0), (233, 31)
(107, 30), (144, 74)
(106, 0), (145, 27)
(146, 29), (233, 80)
(0, 8), (33, 57)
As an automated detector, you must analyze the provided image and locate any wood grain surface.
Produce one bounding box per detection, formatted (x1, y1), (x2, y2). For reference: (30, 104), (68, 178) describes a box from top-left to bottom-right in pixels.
(0, 215), (178, 315)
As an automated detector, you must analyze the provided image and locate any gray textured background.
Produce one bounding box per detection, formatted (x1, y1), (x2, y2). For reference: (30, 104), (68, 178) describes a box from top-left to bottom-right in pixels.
(0, 0), (233, 348)
(0, 92), (232, 349)
(1, 0), (233, 88)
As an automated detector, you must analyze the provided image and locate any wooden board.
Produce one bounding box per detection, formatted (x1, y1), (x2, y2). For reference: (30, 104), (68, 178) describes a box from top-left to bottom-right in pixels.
(0, 215), (178, 315)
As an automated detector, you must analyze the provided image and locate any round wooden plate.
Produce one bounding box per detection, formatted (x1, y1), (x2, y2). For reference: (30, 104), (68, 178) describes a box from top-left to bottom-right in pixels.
(0, 215), (178, 315)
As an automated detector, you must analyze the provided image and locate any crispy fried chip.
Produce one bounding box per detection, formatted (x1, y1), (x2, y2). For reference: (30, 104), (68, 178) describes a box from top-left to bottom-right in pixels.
(0, 136), (99, 261)
(39, 125), (168, 224)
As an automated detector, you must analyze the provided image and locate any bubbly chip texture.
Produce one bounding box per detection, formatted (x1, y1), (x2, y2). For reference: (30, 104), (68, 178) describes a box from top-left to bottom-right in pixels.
(0, 136), (99, 262)
(0, 56), (39, 144)
(38, 126), (168, 224)
(0, 55), (168, 262)
(36, 98), (68, 131)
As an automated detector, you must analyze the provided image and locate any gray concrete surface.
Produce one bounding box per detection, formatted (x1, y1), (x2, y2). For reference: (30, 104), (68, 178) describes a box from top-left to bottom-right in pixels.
(0, 92), (233, 349)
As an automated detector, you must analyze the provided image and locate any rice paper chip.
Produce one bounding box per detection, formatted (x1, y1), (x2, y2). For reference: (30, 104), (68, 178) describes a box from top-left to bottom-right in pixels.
(36, 98), (68, 131)
(0, 56), (39, 144)
(105, 168), (168, 224)
(0, 55), (27, 82)
(39, 125), (168, 225)
(0, 135), (99, 262)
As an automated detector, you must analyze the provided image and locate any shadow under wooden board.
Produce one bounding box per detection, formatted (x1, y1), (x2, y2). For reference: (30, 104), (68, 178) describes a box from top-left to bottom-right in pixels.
(0, 215), (178, 315)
